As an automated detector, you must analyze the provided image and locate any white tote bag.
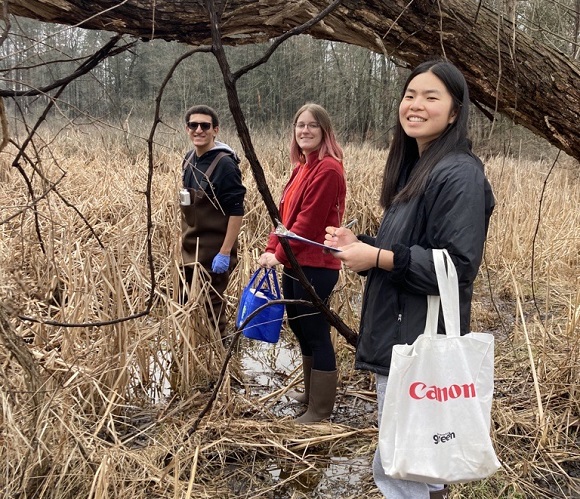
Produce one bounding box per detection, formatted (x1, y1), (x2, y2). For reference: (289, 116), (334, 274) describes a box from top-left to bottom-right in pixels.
(379, 249), (501, 483)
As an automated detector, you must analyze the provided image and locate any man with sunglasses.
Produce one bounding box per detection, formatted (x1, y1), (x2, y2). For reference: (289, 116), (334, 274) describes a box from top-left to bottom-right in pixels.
(180, 105), (246, 343)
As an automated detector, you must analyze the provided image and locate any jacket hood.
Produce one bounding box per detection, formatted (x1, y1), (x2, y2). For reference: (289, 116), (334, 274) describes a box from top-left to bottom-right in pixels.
(212, 141), (241, 164)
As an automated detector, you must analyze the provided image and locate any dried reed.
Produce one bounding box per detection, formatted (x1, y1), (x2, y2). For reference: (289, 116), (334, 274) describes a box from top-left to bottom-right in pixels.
(0, 127), (578, 498)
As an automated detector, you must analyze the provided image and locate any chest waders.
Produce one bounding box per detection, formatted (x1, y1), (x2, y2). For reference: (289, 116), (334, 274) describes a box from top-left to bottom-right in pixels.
(180, 152), (239, 339)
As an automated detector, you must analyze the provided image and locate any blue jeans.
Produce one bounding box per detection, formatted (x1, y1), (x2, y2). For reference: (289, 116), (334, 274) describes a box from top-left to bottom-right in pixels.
(373, 374), (444, 498)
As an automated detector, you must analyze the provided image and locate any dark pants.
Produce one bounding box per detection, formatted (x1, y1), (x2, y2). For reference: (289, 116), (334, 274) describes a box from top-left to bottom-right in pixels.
(181, 265), (230, 338)
(282, 267), (339, 371)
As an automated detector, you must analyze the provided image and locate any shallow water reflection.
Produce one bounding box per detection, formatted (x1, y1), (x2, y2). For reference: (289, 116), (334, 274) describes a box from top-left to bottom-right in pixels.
(239, 330), (376, 496)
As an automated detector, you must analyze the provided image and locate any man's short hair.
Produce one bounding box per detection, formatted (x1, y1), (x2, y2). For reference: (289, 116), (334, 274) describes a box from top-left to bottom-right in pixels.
(184, 105), (219, 127)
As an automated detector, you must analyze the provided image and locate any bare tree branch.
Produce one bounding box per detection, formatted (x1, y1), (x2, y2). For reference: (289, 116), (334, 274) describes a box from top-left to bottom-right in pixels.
(8, 36), (152, 327)
(0, 35), (135, 97)
(145, 44), (212, 315)
(205, 0), (358, 347)
(232, 0), (344, 80)
(163, 297), (314, 465)
(6, 0), (580, 160)
(9, 35), (127, 167)
(0, 97), (9, 152)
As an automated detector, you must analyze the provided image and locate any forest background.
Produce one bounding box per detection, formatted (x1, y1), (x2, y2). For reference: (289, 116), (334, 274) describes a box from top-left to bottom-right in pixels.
(0, 3), (579, 499)
(2, 15), (564, 154)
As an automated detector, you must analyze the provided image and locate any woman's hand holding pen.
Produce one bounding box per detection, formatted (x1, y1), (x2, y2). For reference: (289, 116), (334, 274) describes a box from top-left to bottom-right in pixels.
(323, 225), (367, 272)
(324, 225), (358, 248)
(325, 223), (393, 273)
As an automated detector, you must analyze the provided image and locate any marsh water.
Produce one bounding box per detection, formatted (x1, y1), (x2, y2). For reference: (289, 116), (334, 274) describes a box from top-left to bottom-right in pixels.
(238, 333), (377, 497)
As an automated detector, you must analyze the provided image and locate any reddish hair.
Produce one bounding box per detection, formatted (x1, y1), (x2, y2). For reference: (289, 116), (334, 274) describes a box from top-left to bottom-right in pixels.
(290, 103), (343, 164)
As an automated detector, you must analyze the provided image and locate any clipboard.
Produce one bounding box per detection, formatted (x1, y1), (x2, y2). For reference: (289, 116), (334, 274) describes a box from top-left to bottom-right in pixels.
(274, 220), (342, 252)
(277, 232), (342, 252)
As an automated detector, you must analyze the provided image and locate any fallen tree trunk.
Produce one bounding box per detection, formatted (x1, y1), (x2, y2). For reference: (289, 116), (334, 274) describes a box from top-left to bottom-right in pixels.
(4, 0), (580, 160)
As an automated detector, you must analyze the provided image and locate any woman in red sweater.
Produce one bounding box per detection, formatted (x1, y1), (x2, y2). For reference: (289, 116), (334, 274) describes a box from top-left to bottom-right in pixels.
(258, 103), (346, 423)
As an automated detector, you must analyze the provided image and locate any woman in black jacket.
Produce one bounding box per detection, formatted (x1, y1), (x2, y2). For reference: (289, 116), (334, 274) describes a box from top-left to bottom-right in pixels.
(324, 60), (494, 498)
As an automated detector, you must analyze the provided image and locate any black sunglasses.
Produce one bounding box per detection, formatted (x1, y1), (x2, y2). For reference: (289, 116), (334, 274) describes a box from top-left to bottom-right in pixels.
(187, 121), (213, 131)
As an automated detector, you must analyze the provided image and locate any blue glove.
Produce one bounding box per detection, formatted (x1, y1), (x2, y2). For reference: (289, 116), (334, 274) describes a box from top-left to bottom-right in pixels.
(211, 253), (230, 274)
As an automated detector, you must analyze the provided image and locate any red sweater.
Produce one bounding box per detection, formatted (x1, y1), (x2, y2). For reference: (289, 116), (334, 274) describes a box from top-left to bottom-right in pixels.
(266, 151), (346, 270)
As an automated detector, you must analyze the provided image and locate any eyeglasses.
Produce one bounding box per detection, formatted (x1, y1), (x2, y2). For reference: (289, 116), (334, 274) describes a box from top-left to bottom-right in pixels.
(187, 121), (213, 131)
(294, 122), (321, 130)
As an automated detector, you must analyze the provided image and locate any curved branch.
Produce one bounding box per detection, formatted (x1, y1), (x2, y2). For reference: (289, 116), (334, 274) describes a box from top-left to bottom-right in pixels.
(0, 98), (9, 152)
(9, 36), (151, 326)
(530, 150), (560, 326)
(232, 0), (344, 80)
(6, 0), (579, 161)
(18, 309), (150, 327)
(145, 45), (212, 315)
(163, 297), (314, 466)
(206, 0), (358, 347)
(8, 137), (107, 249)
(0, 35), (135, 97)
(0, 166), (66, 225)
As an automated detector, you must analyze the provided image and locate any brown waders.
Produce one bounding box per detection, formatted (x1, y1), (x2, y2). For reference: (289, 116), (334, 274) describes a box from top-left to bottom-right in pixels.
(180, 153), (237, 340)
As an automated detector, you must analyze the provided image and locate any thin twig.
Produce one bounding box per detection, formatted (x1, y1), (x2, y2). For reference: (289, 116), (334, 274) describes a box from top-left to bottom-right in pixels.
(530, 150), (560, 325)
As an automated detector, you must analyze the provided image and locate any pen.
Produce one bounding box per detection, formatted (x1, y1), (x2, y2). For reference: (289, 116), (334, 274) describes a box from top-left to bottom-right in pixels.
(344, 218), (358, 229)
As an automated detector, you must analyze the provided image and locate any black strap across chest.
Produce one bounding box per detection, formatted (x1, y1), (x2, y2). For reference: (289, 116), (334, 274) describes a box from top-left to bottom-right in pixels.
(185, 151), (229, 191)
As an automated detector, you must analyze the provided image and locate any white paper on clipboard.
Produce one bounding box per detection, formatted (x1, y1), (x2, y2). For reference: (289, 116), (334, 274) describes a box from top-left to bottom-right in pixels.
(277, 232), (342, 252)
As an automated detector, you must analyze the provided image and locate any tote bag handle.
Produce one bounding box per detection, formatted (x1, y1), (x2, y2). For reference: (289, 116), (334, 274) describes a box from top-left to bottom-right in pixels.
(427, 248), (460, 338)
(248, 267), (281, 299)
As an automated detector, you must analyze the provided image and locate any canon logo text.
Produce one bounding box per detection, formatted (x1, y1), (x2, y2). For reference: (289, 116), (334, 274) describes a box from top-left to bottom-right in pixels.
(409, 381), (476, 402)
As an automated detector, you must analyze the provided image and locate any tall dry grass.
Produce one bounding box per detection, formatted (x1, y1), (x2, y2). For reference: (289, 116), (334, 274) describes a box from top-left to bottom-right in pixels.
(0, 125), (578, 498)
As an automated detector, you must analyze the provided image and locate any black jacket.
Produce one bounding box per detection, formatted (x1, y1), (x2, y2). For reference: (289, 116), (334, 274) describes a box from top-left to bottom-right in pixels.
(355, 151), (495, 376)
(182, 143), (245, 216)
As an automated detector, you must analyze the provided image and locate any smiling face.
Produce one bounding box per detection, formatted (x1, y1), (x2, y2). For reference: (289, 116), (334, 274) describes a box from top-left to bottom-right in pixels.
(399, 71), (457, 154)
(186, 113), (218, 156)
(294, 110), (323, 157)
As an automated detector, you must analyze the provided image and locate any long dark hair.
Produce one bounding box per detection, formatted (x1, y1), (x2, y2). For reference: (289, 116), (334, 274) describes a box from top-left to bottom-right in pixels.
(379, 60), (471, 209)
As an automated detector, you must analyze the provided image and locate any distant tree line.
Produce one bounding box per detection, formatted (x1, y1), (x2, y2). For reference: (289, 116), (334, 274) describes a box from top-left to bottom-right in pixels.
(2, 6), (578, 156)
(0, 19), (402, 144)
